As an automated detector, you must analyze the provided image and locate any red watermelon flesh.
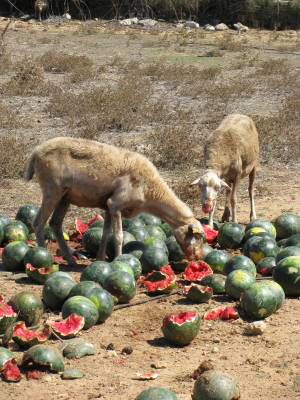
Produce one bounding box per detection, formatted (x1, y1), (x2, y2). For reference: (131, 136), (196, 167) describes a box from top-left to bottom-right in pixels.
(87, 214), (103, 226)
(203, 306), (239, 321)
(12, 322), (50, 347)
(184, 284), (213, 295)
(202, 225), (218, 244)
(0, 247), (4, 256)
(75, 218), (89, 236)
(2, 360), (21, 382)
(183, 261), (213, 282)
(0, 301), (16, 319)
(143, 265), (176, 293)
(166, 311), (198, 326)
(47, 314), (85, 338)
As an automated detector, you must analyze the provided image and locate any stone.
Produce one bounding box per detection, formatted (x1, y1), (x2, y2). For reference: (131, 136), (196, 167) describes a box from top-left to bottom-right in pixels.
(233, 22), (249, 33)
(138, 19), (157, 27)
(215, 23), (229, 31)
(204, 24), (215, 32)
(244, 321), (266, 336)
(184, 21), (199, 29)
(119, 18), (138, 26)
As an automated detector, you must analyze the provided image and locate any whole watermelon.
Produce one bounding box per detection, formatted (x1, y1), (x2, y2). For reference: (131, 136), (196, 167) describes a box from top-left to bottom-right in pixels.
(113, 254), (142, 280)
(240, 282), (279, 319)
(4, 221), (29, 242)
(140, 246), (169, 273)
(245, 219), (276, 239)
(273, 256), (300, 296)
(284, 234), (300, 248)
(135, 387), (178, 400)
(200, 274), (226, 294)
(106, 231), (136, 259)
(139, 213), (161, 226)
(87, 287), (114, 323)
(103, 271), (136, 303)
(217, 222), (244, 249)
(68, 281), (101, 298)
(82, 228), (103, 257)
(15, 205), (39, 232)
(166, 236), (184, 262)
(224, 255), (256, 277)
(145, 225), (166, 241)
(256, 257), (276, 276)
(24, 246), (53, 268)
(275, 246), (300, 263)
(125, 226), (149, 242)
(110, 260), (135, 278)
(43, 276), (76, 310)
(225, 270), (255, 299)
(8, 291), (44, 326)
(192, 370), (240, 400)
(80, 261), (112, 286)
(273, 213), (300, 239)
(2, 241), (29, 271)
(243, 236), (278, 264)
(203, 250), (230, 274)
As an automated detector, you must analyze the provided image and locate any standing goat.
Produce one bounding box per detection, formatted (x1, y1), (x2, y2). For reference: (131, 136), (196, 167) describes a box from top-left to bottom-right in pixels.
(34, 0), (48, 21)
(191, 114), (259, 227)
(24, 137), (204, 266)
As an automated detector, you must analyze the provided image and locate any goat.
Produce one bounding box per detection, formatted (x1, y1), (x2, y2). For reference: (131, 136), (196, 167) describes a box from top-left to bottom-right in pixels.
(34, 0), (48, 21)
(24, 137), (204, 266)
(191, 114), (259, 227)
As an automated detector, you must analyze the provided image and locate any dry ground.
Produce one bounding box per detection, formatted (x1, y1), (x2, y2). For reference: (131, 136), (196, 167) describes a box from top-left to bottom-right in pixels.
(0, 18), (299, 400)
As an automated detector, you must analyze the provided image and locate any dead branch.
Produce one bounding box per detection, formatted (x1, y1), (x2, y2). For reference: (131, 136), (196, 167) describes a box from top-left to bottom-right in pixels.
(114, 290), (180, 311)
(0, 20), (12, 57)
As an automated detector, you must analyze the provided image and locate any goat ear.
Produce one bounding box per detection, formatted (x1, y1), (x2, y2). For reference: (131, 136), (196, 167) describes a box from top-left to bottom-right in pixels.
(190, 178), (200, 187)
(220, 179), (231, 190)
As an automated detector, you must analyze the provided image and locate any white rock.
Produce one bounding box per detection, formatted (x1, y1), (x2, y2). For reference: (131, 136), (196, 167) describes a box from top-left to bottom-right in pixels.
(138, 19), (157, 27)
(233, 22), (249, 32)
(62, 13), (71, 20)
(119, 17), (138, 26)
(215, 23), (229, 31)
(204, 24), (215, 32)
(244, 321), (267, 336)
(184, 21), (199, 29)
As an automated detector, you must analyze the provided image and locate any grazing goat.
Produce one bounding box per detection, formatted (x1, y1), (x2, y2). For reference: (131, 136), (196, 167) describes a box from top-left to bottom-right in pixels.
(191, 114), (259, 227)
(24, 137), (204, 266)
(34, 0), (48, 21)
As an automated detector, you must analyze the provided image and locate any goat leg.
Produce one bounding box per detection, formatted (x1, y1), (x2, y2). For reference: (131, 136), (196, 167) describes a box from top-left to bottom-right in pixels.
(96, 211), (112, 261)
(249, 167), (257, 221)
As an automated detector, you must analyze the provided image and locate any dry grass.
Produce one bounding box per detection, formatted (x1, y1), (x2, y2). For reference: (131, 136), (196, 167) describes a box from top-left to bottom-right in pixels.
(39, 50), (93, 74)
(0, 53), (12, 75)
(257, 59), (289, 76)
(0, 102), (21, 129)
(217, 33), (245, 51)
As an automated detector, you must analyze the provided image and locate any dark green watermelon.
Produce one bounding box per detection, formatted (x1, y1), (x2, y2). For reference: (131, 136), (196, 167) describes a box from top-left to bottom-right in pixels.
(89, 220), (104, 229)
(106, 231), (136, 259)
(166, 236), (184, 262)
(275, 246), (300, 263)
(201, 244), (213, 258)
(122, 240), (147, 260)
(184, 284), (213, 303)
(15, 205), (39, 232)
(140, 245), (169, 273)
(244, 227), (269, 243)
(243, 236), (278, 264)
(62, 296), (99, 329)
(143, 237), (168, 254)
(113, 254), (142, 280)
(273, 213), (300, 239)
(284, 234), (300, 248)
(43, 276), (76, 310)
(2, 241), (29, 271)
(217, 222), (244, 249)
(82, 228), (103, 257)
(22, 344), (64, 373)
(24, 246), (53, 268)
(200, 274), (226, 294)
(125, 226), (150, 242)
(8, 291), (44, 327)
(68, 281), (101, 298)
(224, 255), (256, 277)
(246, 219), (276, 239)
(203, 250), (230, 274)
(145, 225), (166, 241)
(161, 311), (201, 346)
(273, 256), (300, 296)
(135, 387), (178, 400)
(122, 217), (145, 231)
(240, 282), (279, 319)
(256, 257), (276, 276)
(4, 221), (29, 242)
(103, 271), (136, 303)
(110, 260), (135, 278)
(225, 270), (255, 299)
(260, 280), (285, 311)
(139, 213), (161, 226)
(80, 261), (112, 286)
(86, 287), (114, 323)
(160, 223), (173, 238)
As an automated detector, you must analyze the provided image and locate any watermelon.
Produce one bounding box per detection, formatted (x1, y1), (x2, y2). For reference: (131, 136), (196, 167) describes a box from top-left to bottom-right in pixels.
(4, 221), (29, 242)
(203, 306), (239, 321)
(122, 240), (147, 260)
(224, 255), (256, 277)
(86, 288), (114, 323)
(80, 261), (112, 286)
(113, 254), (142, 280)
(22, 345), (64, 373)
(110, 260), (135, 278)
(143, 237), (168, 253)
(103, 271), (136, 303)
(143, 265), (176, 294)
(202, 244), (213, 258)
(183, 261), (213, 282)
(140, 245), (169, 273)
(192, 369), (240, 400)
(166, 236), (184, 262)
(126, 226), (149, 242)
(161, 311), (201, 346)
(26, 263), (59, 284)
(256, 257), (276, 276)
(277, 238), (288, 248)
(199, 218), (221, 231)
(273, 256), (300, 296)
(246, 219), (276, 239)
(273, 213), (300, 239)
(244, 227), (269, 242)
(0, 216), (10, 230)
(284, 233), (300, 248)
(145, 225), (167, 241)
(203, 250), (230, 274)
(260, 280), (285, 311)
(2, 241), (29, 271)
(200, 274), (226, 294)
(0, 300), (17, 334)
(82, 227), (103, 257)
(202, 224), (218, 244)
(15, 205), (39, 232)
(240, 282), (279, 319)
(122, 217), (145, 231)
(43, 276), (76, 310)
(139, 213), (161, 226)
(225, 270), (255, 299)
(75, 218), (88, 236)
(184, 284), (213, 303)
(0, 348), (21, 382)
(160, 223), (173, 238)
(62, 296), (99, 329)
(47, 314), (85, 338)
(12, 322), (50, 348)
(24, 246), (53, 268)
(89, 220), (104, 229)
(275, 246), (300, 263)
(8, 291), (44, 327)
(68, 281), (101, 299)
(135, 387), (178, 400)
(106, 231), (136, 259)
(217, 222), (244, 249)
(243, 236), (278, 264)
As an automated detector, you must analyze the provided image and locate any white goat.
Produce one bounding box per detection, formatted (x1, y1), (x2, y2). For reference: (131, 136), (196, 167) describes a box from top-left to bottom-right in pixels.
(24, 137), (204, 266)
(191, 114), (259, 227)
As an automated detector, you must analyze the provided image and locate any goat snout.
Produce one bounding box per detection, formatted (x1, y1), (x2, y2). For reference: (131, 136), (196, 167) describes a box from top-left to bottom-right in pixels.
(202, 200), (214, 214)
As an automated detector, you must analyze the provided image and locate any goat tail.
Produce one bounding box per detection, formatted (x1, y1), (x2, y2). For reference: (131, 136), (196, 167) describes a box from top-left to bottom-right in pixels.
(24, 152), (36, 181)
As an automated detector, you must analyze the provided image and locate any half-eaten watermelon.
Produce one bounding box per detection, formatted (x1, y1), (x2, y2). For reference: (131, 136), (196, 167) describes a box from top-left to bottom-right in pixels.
(12, 322), (50, 348)
(47, 314), (85, 339)
(184, 284), (213, 303)
(1, 360), (21, 382)
(203, 306), (239, 321)
(183, 261), (213, 282)
(202, 224), (218, 244)
(26, 263), (59, 284)
(161, 311), (201, 346)
(0, 299), (17, 334)
(143, 265), (177, 294)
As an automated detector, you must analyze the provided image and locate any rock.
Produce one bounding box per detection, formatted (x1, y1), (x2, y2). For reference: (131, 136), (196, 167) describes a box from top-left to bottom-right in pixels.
(20, 14), (32, 21)
(62, 13), (71, 20)
(61, 369), (84, 380)
(63, 339), (96, 359)
(119, 18), (138, 26)
(204, 24), (215, 32)
(244, 321), (267, 336)
(121, 346), (133, 355)
(176, 23), (184, 29)
(233, 22), (249, 33)
(215, 23), (229, 31)
(212, 346), (219, 353)
(184, 21), (199, 29)
(138, 19), (157, 27)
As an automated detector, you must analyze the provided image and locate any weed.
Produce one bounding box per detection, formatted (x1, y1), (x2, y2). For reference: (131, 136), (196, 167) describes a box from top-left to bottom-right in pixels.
(217, 33), (244, 51)
(0, 102), (20, 128)
(39, 50), (93, 73)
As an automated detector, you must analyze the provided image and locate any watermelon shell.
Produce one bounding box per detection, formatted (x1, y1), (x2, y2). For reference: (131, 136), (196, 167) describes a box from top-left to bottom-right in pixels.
(200, 274), (226, 294)
(47, 314), (85, 338)
(183, 261), (213, 282)
(0, 300), (17, 334)
(12, 321), (50, 348)
(26, 263), (59, 284)
(184, 284), (213, 303)
(161, 311), (201, 346)
(143, 265), (177, 294)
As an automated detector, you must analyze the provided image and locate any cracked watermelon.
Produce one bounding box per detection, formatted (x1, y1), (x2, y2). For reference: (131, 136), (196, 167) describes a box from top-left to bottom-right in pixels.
(200, 274), (226, 294)
(273, 256), (300, 296)
(203, 306), (239, 321)
(47, 314), (85, 338)
(12, 321), (50, 348)
(26, 263), (59, 284)
(0, 347), (21, 382)
(183, 261), (213, 282)
(22, 345), (64, 373)
(161, 311), (201, 346)
(0, 299), (17, 334)
(184, 284), (213, 303)
(24, 246), (53, 268)
(143, 265), (176, 294)
(256, 257), (276, 276)
(62, 296), (99, 330)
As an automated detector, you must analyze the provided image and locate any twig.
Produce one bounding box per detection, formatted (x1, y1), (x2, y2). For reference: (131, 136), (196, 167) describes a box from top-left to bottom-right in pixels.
(114, 290), (180, 310)
(0, 20), (12, 57)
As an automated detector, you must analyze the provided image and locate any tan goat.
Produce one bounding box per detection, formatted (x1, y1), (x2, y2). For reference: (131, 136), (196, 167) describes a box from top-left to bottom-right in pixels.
(191, 114), (259, 227)
(24, 137), (204, 266)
